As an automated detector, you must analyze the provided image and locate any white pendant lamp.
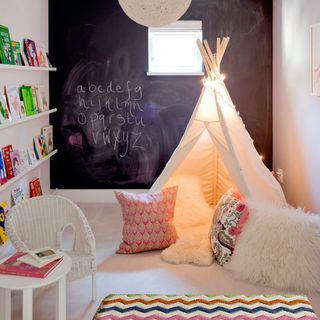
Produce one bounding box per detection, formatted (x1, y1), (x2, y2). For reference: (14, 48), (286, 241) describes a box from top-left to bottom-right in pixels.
(118, 0), (192, 27)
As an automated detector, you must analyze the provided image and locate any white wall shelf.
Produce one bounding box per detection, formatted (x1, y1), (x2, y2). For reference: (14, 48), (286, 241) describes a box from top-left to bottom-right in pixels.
(0, 109), (57, 131)
(0, 150), (58, 193)
(0, 64), (56, 72)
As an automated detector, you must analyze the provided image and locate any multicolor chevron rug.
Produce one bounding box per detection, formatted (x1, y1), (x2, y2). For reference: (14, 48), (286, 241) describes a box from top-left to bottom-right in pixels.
(93, 294), (319, 320)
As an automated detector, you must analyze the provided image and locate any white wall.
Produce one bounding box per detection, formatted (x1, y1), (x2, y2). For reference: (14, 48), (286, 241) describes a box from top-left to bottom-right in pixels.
(0, 0), (50, 206)
(273, 0), (320, 211)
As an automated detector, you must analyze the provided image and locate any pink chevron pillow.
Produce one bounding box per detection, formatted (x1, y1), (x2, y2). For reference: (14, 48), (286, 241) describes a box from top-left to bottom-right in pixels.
(115, 187), (178, 254)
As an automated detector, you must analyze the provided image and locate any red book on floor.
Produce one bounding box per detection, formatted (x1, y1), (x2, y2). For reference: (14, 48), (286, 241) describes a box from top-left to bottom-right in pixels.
(0, 252), (63, 278)
(2, 145), (14, 179)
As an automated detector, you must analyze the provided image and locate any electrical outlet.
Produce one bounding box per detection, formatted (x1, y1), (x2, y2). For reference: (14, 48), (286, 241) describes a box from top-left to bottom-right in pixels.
(275, 168), (284, 183)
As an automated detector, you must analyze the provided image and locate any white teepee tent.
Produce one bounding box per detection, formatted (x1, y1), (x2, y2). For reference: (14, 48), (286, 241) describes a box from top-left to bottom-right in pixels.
(150, 37), (286, 206)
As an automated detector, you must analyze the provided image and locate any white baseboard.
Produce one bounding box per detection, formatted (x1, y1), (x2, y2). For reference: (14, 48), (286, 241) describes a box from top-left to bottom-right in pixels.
(52, 189), (149, 203)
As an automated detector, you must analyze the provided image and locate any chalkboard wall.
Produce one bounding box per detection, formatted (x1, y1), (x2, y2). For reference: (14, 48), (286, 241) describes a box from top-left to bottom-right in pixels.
(49, 0), (272, 189)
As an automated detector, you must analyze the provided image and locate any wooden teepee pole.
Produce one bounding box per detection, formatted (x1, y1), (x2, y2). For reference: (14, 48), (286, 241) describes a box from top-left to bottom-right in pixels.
(203, 40), (219, 76)
(197, 37), (230, 79)
(216, 38), (221, 64)
(219, 37), (230, 62)
(196, 39), (214, 80)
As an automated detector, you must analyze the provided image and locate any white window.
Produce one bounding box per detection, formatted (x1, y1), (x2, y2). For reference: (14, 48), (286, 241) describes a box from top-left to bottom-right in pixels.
(147, 20), (203, 76)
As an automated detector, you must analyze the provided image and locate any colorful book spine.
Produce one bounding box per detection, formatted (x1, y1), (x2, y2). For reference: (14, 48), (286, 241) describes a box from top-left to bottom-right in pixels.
(0, 25), (14, 65)
(2, 145), (14, 179)
(0, 150), (7, 185)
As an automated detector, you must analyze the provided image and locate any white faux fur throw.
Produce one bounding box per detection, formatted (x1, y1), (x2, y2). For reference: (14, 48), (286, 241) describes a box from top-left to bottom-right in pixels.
(161, 224), (214, 266)
(226, 199), (320, 292)
(161, 175), (214, 266)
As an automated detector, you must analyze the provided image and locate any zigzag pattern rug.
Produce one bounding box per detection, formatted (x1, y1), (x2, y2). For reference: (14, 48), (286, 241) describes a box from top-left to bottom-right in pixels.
(93, 294), (319, 319)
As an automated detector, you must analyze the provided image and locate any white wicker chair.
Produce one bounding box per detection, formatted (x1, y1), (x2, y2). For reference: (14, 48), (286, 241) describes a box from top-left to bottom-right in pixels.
(5, 195), (96, 300)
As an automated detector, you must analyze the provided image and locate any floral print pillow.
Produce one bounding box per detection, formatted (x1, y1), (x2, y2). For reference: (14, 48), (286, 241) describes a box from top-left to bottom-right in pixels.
(210, 191), (249, 266)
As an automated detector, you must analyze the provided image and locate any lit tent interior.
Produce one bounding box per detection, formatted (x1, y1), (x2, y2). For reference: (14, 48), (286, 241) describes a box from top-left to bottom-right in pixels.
(150, 37), (286, 207)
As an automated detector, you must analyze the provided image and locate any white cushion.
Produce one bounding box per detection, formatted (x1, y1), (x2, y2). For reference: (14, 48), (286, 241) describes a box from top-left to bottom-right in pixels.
(226, 199), (320, 291)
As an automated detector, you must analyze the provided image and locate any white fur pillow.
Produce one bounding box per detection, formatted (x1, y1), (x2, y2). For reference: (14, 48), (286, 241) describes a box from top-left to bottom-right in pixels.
(164, 175), (213, 231)
(226, 199), (320, 292)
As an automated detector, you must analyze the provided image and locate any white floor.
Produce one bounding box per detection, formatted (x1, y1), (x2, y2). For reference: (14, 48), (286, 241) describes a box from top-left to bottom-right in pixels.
(7, 203), (320, 319)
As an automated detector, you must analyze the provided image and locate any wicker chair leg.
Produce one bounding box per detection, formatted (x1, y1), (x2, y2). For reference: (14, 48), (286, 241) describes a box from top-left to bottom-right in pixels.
(92, 273), (96, 301)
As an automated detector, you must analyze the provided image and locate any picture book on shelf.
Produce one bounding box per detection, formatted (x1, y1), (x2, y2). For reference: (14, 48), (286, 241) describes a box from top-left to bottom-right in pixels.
(35, 42), (48, 67)
(0, 151), (7, 185)
(11, 41), (22, 65)
(19, 100), (26, 118)
(20, 86), (37, 116)
(11, 186), (25, 205)
(31, 85), (39, 112)
(21, 50), (29, 66)
(30, 178), (42, 197)
(27, 148), (37, 165)
(0, 252), (63, 278)
(5, 85), (21, 120)
(39, 134), (48, 157)
(43, 94), (49, 111)
(23, 39), (39, 67)
(0, 25), (14, 65)
(42, 125), (53, 153)
(10, 150), (22, 177)
(0, 95), (11, 124)
(20, 148), (29, 171)
(0, 202), (8, 244)
(33, 136), (42, 160)
(33, 85), (43, 112)
(33, 135), (49, 160)
(2, 145), (14, 179)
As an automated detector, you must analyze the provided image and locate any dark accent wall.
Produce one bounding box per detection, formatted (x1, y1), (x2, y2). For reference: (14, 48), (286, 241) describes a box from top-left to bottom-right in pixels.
(49, 0), (272, 189)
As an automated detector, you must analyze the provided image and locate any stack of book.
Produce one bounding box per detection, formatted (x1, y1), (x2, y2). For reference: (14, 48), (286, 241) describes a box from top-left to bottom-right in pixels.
(0, 247), (63, 279)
